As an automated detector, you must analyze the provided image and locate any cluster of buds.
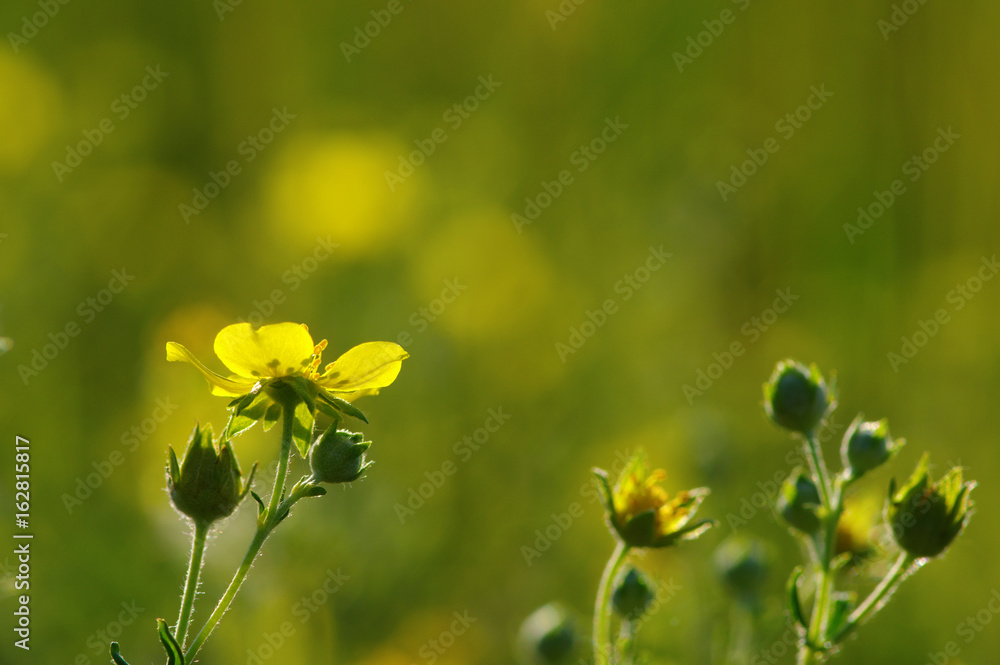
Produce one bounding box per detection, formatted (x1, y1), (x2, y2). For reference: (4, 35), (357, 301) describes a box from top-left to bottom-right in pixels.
(764, 359), (975, 560)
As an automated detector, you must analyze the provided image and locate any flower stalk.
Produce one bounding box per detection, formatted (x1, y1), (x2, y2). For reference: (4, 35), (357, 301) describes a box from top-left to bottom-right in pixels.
(593, 540), (629, 665)
(174, 520), (209, 649)
(184, 406), (297, 662)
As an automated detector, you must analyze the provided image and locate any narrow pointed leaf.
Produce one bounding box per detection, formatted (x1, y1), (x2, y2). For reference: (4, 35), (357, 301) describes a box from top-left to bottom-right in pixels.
(319, 391), (368, 423)
(109, 643), (132, 665)
(826, 592), (856, 641)
(250, 490), (266, 515)
(787, 566), (808, 633)
(157, 619), (185, 665)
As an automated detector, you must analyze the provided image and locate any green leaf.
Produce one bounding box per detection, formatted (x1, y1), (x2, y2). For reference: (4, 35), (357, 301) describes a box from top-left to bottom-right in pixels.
(284, 375), (317, 410)
(224, 413), (258, 440)
(263, 402), (282, 432)
(318, 391), (368, 423)
(291, 399), (315, 458)
(305, 485), (327, 497)
(592, 468), (616, 519)
(831, 552), (853, 572)
(250, 490), (266, 516)
(109, 642), (132, 665)
(167, 447), (180, 482)
(224, 390), (273, 440)
(787, 566), (808, 634)
(826, 592), (856, 642)
(239, 389), (273, 420)
(228, 394), (249, 410)
(315, 397), (344, 423)
(157, 619), (185, 665)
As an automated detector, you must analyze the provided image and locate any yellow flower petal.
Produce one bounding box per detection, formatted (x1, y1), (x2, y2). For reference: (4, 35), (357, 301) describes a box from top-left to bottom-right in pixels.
(165, 342), (257, 396)
(213, 322), (316, 378)
(319, 341), (408, 392)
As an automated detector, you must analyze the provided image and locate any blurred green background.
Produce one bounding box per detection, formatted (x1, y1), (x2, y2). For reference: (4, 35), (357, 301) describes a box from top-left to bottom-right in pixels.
(1, 0), (998, 664)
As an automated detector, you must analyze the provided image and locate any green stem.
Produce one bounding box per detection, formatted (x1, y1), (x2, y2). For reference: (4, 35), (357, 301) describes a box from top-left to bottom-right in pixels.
(837, 552), (915, 640)
(798, 433), (846, 665)
(617, 620), (638, 665)
(801, 431), (832, 509)
(184, 408), (296, 662)
(594, 540), (629, 665)
(175, 520), (209, 649)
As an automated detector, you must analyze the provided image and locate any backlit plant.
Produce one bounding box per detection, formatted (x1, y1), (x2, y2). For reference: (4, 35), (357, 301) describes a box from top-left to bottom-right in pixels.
(763, 360), (975, 665)
(110, 322), (407, 664)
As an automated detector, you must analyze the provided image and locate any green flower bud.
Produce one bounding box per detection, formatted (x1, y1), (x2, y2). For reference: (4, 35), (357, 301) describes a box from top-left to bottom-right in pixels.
(841, 415), (903, 479)
(612, 567), (655, 620)
(308, 428), (372, 484)
(517, 603), (576, 665)
(167, 423), (256, 526)
(776, 468), (822, 534)
(714, 535), (770, 601)
(888, 454), (975, 558)
(763, 360), (834, 435)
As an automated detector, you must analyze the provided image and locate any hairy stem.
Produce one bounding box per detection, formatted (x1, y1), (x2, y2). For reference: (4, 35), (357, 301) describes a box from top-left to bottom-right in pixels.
(838, 552), (916, 640)
(184, 408), (296, 661)
(798, 432), (846, 665)
(594, 540), (629, 665)
(174, 520), (209, 649)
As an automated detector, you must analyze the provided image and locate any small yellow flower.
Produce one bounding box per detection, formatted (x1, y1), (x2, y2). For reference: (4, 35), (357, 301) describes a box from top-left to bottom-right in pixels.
(594, 451), (714, 549)
(167, 322), (407, 453)
(167, 322), (407, 399)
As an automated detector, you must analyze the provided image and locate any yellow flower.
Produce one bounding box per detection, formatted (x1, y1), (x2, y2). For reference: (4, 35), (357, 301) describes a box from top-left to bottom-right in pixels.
(167, 322), (407, 399)
(167, 322), (407, 453)
(594, 451), (714, 549)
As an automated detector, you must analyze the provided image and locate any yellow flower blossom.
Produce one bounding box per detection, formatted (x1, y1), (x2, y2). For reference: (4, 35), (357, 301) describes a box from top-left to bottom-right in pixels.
(594, 451), (714, 549)
(167, 322), (407, 399)
(167, 322), (407, 453)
